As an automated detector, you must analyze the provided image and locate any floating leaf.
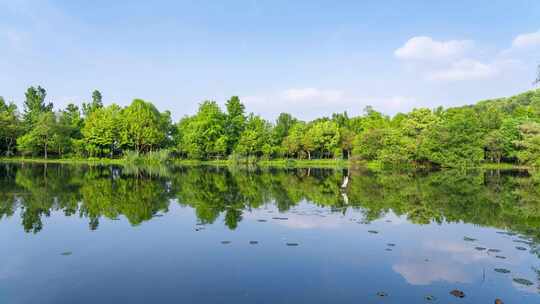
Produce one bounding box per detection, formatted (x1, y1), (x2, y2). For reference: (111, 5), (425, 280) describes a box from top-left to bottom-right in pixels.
(450, 289), (465, 298)
(513, 278), (534, 286)
(494, 268), (511, 274)
(376, 291), (388, 297)
(425, 295), (436, 301)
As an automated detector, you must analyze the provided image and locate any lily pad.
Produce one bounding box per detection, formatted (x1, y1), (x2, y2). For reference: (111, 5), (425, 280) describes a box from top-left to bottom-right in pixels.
(60, 251), (72, 256)
(257, 219), (267, 222)
(464, 236), (477, 242)
(376, 291), (388, 297)
(272, 217), (288, 220)
(385, 248), (392, 251)
(515, 246), (527, 251)
(221, 241), (231, 245)
(495, 255), (507, 259)
(425, 295), (436, 301)
(367, 230), (379, 234)
(387, 243), (396, 247)
(475, 247), (487, 251)
(286, 242), (299, 246)
(513, 240), (533, 245)
(249, 241), (259, 245)
(494, 268), (511, 274)
(513, 278), (534, 286)
(488, 249), (501, 253)
(450, 289), (465, 298)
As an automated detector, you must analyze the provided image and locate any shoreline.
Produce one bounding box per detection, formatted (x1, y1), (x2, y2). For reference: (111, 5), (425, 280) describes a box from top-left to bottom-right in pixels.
(0, 157), (531, 170)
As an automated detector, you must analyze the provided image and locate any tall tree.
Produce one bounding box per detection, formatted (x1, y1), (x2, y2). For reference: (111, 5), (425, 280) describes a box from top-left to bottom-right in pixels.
(119, 99), (167, 153)
(176, 101), (226, 159)
(17, 112), (59, 159)
(82, 104), (122, 157)
(236, 114), (272, 157)
(23, 86), (52, 130)
(272, 113), (297, 147)
(82, 89), (104, 117)
(422, 108), (484, 167)
(0, 97), (21, 156)
(224, 96), (246, 152)
(514, 122), (540, 165)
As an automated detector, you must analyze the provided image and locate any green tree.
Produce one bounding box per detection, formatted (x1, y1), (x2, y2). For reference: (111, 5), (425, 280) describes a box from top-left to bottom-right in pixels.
(422, 108), (484, 167)
(22, 86), (52, 130)
(82, 104), (122, 157)
(272, 113), (297, 148)
(224, 96), (246, 152)
(514, 122), (540, 165)
(176, 101), (226, 159)
(0, 97), (21, 156)
(236, 114), (272, 157)
(483, 130), (505, 163)
(119, 99), (167, 153)
(82, 89), (104, 117)
(304, 120), (340, 159)
(17, 112), (59, 159)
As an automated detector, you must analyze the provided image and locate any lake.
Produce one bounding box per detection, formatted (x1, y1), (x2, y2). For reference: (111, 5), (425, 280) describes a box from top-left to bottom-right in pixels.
(0, 163), (539, 303)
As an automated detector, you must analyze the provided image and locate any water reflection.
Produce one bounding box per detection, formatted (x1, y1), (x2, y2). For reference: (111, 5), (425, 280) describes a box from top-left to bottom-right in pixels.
(2, 164), (539, 239)
(1, 163), (540, 302)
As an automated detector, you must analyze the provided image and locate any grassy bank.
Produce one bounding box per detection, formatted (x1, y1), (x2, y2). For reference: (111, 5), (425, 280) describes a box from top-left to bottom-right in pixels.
(172, 159), (348, 168)
(0, 157), (532, 170)
(0, 157), (125, 165)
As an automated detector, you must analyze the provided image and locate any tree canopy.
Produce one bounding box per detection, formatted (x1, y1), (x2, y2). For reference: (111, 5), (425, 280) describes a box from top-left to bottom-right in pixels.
(3, 85), (540, 168)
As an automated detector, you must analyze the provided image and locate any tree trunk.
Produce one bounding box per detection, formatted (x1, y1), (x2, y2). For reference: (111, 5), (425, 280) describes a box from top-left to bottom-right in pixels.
(307, 151), (311, 160)
(44, 142), (48, 159)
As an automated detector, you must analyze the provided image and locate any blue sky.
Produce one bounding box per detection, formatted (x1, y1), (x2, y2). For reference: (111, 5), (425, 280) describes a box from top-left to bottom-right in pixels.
(1, 0), (540, 120)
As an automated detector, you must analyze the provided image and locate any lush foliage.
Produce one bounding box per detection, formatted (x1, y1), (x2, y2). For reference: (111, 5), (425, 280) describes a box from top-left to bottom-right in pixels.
(3, 86), (540, 167)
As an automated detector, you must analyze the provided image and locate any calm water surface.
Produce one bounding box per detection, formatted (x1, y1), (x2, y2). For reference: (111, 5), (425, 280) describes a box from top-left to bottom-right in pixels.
(1, 164), (539, 303)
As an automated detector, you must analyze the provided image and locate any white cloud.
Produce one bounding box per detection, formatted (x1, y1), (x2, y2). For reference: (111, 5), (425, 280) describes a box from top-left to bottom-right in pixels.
(512, 29), (540, 49)
(428, 59), (499, 81)
(394, 36), (473, 61)
(282, 88), (344, 103)
(394, 35), (525, 83)
(393, 240), (490, 285)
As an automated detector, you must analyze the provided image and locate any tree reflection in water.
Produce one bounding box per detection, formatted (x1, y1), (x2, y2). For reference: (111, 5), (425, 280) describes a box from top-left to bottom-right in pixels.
(0, 163), (539, 253)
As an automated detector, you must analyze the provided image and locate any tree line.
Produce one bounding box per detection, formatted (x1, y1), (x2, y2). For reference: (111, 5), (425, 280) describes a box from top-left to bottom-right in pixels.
(1, 86), (540, 167)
